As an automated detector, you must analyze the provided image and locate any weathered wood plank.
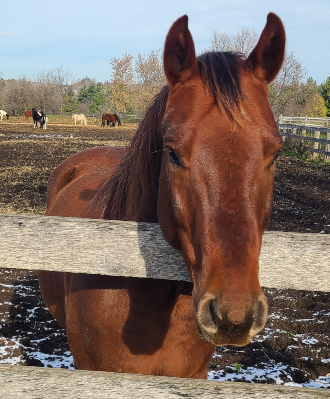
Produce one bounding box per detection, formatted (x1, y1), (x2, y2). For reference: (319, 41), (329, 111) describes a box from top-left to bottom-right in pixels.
(278, 123), (330, 134)
(279, 131), (330, 145)
(0, 213), (329, 291)
(0, 365), (327, 399)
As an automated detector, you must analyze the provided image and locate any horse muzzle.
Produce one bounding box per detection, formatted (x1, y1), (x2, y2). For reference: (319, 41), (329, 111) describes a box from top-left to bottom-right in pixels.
(196, 292), (268, 346)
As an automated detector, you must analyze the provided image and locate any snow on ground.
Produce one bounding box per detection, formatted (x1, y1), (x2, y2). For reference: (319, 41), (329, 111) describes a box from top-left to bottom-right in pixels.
(0, 273), (329, 389)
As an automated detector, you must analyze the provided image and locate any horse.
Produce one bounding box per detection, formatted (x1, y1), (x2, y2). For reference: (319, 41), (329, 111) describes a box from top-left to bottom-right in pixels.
(43, 116), (49, 130)
(32, 108), (47, 129)
(38, 13), (285, 378)
(24, 110), (33, 123)
(101, 113), (121, 127)
(72, 114), (87, 125)
(0, 110), (9, 121)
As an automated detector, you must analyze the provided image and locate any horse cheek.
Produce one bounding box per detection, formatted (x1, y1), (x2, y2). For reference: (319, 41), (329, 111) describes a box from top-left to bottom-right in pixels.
(157, 165), (181, 252)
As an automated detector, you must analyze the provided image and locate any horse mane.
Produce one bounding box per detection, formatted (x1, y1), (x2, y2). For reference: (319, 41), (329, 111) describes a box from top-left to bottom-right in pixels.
(97, 52), (244, 222)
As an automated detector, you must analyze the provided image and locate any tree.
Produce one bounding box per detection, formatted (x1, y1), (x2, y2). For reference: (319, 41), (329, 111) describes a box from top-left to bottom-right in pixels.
(319, 76), (330, 117)
(107, 54), (134, 113)
(302, 94), (328, 117)
(133, 50), (166, 116)
(62, 89), (79, 113)
(209, 27), (258, 56)
(0, 77), (35, 115)
(77, 83), (106, 114)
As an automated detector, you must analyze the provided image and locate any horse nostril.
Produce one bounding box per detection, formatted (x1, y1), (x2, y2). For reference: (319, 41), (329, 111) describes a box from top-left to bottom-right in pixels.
(209, 299), (218, 326)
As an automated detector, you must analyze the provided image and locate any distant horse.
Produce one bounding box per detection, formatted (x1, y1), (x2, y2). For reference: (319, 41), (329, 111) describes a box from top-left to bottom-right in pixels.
(44, 116), (49, 130)
(25, 110), (33, 123)
(101, 113), (121, 127)
(72, 114), (87, 125)
(32, 109), (47, 129)
(0, 110), (9, 121)
(38, 13), (285, 378)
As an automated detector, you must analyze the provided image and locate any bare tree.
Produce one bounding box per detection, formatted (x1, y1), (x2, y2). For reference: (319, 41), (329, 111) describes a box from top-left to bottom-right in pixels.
(107, 54), (134, 113)
(133, 50), (166, 116)
(209, 27), (258, 56)
(0, 78), (35, 115)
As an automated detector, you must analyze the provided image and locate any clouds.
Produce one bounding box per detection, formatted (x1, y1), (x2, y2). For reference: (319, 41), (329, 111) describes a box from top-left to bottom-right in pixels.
(0, 31), (18, 36)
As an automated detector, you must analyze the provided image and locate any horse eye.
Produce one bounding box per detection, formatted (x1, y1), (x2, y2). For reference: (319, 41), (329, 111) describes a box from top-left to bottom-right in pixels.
(271, 150), (282, 166)
(167, 147), (182, 167)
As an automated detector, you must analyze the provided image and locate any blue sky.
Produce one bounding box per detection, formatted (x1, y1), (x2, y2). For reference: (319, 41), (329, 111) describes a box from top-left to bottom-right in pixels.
(1, 0), (329, 84)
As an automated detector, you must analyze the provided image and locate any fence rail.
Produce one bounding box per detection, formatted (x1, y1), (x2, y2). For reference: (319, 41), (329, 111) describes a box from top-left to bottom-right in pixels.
(0, 365), (327, 399)
(1, 213), (329, 291)
(1, 213), (329, 397)
(277, 123), (330, 159)
(279, 115), (330, 127)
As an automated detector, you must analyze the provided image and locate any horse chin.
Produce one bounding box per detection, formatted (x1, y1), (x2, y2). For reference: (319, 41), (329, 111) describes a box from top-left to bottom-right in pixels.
(197, 323), (253, 347)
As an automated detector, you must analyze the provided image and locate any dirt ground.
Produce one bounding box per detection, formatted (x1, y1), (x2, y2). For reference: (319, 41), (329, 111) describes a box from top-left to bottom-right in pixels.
(0, 121), (329, 386)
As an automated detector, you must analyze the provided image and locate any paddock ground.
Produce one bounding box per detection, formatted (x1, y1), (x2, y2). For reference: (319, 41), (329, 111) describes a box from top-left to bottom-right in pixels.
(0, 121), (329, 388)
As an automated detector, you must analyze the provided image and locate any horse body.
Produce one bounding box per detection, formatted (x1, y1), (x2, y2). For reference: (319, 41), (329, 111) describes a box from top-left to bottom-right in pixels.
(101, 113), (121, 127)
(72, 113), (87, 125)
(32, 108), (47, 129)
(0, 110), (9, 121)
(25, 110), (32, 123)
(38, 13), (285, 378)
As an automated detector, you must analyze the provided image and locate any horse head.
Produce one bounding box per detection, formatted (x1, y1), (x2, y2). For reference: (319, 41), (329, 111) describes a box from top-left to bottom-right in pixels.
(158, 14), (285, 346)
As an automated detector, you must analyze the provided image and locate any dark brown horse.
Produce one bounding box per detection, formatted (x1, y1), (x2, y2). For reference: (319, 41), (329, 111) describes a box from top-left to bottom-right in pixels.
(38, 13), (285, 378)
(101, 113), (121, 127)
(24, 110), (32, 123)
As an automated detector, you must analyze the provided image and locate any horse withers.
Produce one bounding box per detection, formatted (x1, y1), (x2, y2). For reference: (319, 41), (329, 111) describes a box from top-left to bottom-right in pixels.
(72, 114), (87, 125)
(0, 110), (9, 121)
(38, 13), (285, 378)
(32, 109), (47, 129)
(101, 113), (121, 127)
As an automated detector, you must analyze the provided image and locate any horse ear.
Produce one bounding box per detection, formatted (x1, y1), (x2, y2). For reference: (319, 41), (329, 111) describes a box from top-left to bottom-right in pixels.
(163, 15), (198, 86)
(246, 13), (286, 83)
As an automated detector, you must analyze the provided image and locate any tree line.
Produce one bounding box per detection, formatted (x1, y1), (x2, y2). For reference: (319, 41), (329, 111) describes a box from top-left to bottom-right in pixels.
(1, 30), (330, 119)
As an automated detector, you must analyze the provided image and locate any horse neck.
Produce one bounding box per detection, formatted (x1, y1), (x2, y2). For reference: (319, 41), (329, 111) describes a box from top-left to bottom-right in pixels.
(101, 87), (169, 223)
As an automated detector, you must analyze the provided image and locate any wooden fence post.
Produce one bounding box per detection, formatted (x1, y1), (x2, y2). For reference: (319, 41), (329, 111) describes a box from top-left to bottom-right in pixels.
(313, 130), (320, 158)
(326, 132), (330, 162)
(282, 125), (286, 142)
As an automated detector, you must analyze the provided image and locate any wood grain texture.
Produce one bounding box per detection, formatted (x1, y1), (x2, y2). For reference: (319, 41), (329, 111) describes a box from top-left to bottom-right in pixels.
(0, 365), (327, 399)
(0, 213), (329, 291)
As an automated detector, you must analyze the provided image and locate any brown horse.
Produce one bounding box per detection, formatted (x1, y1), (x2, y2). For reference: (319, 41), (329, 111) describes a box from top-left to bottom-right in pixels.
(24, 110), (32, 123)
(38, 13), (285, 378)
(101, 113), (121, 127)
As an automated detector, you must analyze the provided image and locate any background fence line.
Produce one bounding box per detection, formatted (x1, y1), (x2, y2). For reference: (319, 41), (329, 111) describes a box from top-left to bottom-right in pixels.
(277, 122), (330, 160)
(279, 115), (330, 127)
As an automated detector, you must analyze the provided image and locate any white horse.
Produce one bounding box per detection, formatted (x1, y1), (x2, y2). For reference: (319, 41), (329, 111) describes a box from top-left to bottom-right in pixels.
(43, 116), (49, 130)
(72, 114), (87, 125)
(0, 110), (9, 121)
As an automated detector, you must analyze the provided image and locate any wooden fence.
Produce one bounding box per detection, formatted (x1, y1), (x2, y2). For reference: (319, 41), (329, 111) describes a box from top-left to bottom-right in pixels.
(279, 115), (330, 127)
(277, 123), (330, 160)
(0, 213), (329, 397)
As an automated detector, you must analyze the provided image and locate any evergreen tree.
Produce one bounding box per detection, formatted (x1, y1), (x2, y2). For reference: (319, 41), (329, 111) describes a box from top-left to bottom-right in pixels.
(77, 83), (106, 113)
(62, 89), (78, 113)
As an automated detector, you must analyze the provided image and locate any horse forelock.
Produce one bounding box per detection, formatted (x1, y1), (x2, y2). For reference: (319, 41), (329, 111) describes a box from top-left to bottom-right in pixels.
(198, 51), (245, 122)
